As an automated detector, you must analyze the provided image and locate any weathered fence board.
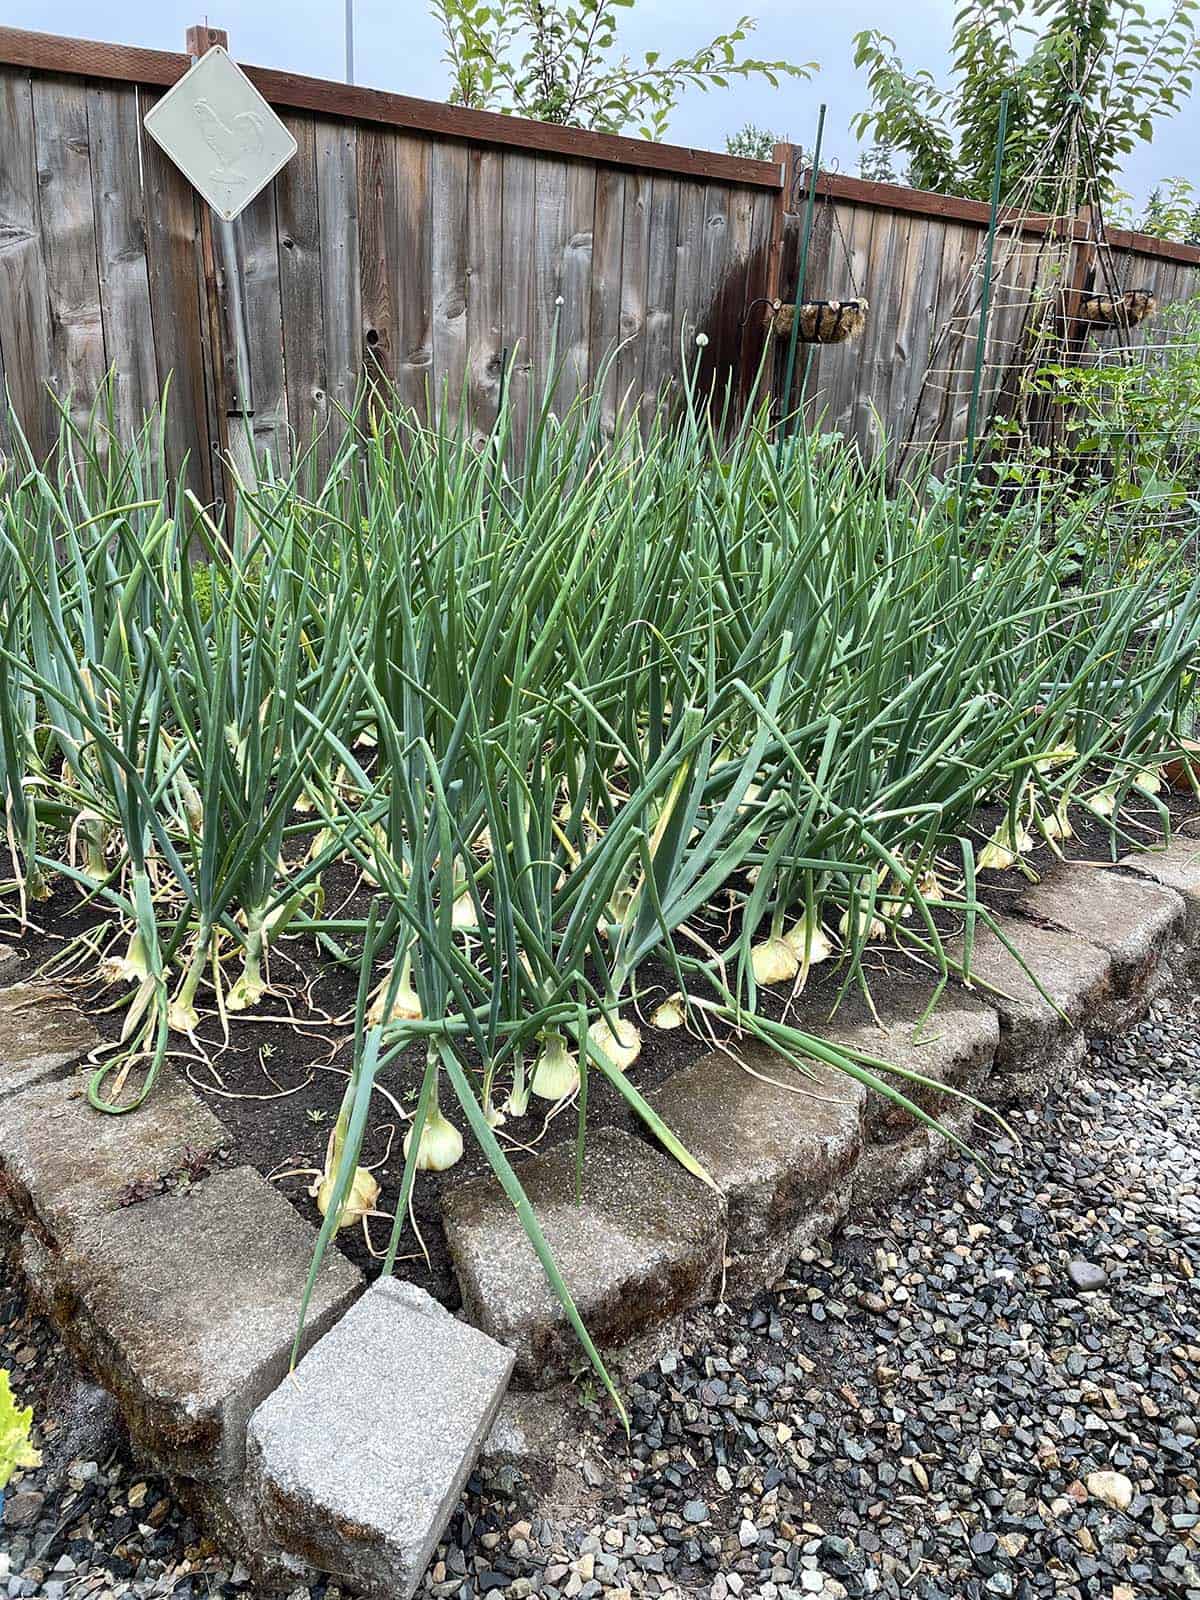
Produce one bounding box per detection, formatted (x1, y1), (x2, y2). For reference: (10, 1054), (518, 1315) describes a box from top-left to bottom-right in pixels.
(1, 32), (1197, 489)
(87, 82), (158, 446)
(465, 145), (504, 439)
(430, 139), (469, 419)
(773, 163), (1200, 469)
(138, 87), (213, 500)
(0, 68), (54, 459)
(32, 74), (108, 437)
(277, 112), (328, 476)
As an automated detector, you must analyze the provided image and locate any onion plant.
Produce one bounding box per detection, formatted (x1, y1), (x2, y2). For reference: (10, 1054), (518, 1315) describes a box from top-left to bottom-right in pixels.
(3, 363), (1200, 1395)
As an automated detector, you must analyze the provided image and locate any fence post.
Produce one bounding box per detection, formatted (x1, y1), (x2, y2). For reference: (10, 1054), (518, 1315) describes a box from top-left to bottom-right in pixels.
(765, 141), (797, 307)
(185, 22), (259, 507)
(766, 142), (809, 431)
(1065, 202), (1097, 350)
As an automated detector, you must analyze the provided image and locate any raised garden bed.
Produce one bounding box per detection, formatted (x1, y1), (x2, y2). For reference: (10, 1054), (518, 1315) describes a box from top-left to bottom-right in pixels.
(8, 789), (1195, 1306)
(4, 378), (1200, 1596)
(4, 825), (1200, 1596)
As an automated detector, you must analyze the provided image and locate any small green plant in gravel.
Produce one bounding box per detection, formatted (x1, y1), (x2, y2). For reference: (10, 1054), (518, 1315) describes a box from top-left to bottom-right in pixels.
(0, 1368), (40, 1492)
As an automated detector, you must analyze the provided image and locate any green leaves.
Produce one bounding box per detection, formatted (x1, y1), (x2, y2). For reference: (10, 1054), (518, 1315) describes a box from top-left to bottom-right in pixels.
(433, 0), (814, 137)
(4, 359), (1200, 1411)
(0, 1369), (40, 1491)
(854, 0), (1200, 207)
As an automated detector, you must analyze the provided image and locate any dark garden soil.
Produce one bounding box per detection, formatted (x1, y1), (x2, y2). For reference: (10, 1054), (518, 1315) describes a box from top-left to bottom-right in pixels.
(3, 788), (1198, 1309)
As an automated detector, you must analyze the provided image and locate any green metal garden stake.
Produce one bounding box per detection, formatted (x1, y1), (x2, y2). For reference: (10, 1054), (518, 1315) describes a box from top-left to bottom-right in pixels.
(778, 104), (826, 462)
(963, 89), (1011, 482)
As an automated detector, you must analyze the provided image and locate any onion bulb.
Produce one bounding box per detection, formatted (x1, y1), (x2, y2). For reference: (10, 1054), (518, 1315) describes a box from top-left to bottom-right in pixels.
(652, 993), (686, 1030)
(368, 952), (422, 1027)
(403, 1106), (464, 1172)
(783, 917), (835, 967)
(589, 1012), (641, 1072)
(1083, 784), (1118, 819)
(1039, 799), (1074, 842)
(530, 1030), (579, 1101)
(451, 888), (478, 930)
(310, 1123), (382, 1229)
(1034, 742), (1077, 772)
(751, 935), (799, 986)
(837, 903), (887, 942)
(314, 1163), (380, 1230)
(978, 819), (1034, 871)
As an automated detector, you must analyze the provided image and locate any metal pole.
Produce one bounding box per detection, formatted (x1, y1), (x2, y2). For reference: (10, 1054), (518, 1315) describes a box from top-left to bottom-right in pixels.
(777, 104), (826, 459)
(187, 25), (258, 501)
(345, 0), (355, 84)
(215, 218), (258, 494)
(964, 88), (1011, 477)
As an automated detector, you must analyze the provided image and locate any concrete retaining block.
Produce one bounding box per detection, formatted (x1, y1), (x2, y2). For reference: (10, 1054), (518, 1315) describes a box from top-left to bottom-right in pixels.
(442, 1127), (726, 1387)
(949, 916), (1111, 1100)
(833, 992), (995, 1206)
(0, 1064), (229, 1242)
(852, 1098), (978, 1210)
(20, 1165), (361, 1486)
(1008, 861), (1186, 1026)
(1119, 835), (1200, 945)
(646, 1042), (864, 1296)
(247, 1279), (514, 1600)
(0, 981), (101, 1099)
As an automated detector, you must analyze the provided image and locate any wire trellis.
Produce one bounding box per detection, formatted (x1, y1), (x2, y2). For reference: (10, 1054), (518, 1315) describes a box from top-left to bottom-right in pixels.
(892, 73), (1199, 509)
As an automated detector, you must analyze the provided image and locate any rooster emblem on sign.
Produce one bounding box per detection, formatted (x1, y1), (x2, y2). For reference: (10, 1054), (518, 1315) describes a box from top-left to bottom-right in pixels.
(193, 97), (265, 193)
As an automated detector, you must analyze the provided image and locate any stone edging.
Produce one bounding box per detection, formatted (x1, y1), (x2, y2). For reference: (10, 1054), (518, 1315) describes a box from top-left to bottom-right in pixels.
(2, 841), (1198, 1596)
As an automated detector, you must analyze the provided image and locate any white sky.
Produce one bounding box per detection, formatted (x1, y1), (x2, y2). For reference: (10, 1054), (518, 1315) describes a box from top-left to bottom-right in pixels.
(10, 0), (1198, 205)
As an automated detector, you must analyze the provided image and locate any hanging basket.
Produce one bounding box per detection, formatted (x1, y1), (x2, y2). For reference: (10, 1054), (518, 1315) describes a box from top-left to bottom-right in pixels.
(1079, 288), (1156, 328)
(770, 298), (870, 345)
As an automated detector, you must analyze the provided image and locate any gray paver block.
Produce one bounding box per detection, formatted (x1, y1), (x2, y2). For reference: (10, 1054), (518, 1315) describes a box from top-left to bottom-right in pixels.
(1119, 836), (1200, 945)
(0, 982), (101, 1098)
(950, 915), (1110, 1093)
(647, 1041), (864, 1295)
(815, 989), (997, 1144)
(0, 1065), (229, 1240)
(21, 1165), (361, 1483)
(442, 1127), (726, 1387)
(248, 1279), (514, 1600)
(852, 1098), (978, 1209)
(1009, 861), (1185, 1026)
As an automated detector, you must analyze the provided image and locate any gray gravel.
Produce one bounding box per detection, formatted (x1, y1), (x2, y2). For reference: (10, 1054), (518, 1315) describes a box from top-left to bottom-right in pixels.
(4, 985), (1199, 1600)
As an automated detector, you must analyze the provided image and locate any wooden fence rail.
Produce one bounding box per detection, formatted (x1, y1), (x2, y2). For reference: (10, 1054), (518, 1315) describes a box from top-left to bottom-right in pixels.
(1, 25), (1198, 497)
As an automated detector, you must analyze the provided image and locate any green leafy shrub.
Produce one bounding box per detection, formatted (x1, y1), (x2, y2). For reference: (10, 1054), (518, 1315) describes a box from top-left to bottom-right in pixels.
(1023, 298), (1200, 542)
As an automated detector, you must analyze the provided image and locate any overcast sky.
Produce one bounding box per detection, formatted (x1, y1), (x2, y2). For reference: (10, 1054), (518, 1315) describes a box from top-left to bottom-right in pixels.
(13, 0), (1199, 206)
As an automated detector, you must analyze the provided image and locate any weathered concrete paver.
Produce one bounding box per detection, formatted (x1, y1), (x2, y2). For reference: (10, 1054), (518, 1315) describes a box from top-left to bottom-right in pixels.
(9, 987), (1199, 1600)
(0, 1065), (230, 1242)
(647, 1042), (864, 1295)
(1009, 860), (1185, 1025)
(20, 1165), (361, 1485)
(806, 986), (998, 1208)
(0, 982), (100, 1098)
(248, 1279), (514, 1600)
(1120, 832), (1200, 942)
(443, 1127), (726, 1388)
(949, 915), (1112, 1098)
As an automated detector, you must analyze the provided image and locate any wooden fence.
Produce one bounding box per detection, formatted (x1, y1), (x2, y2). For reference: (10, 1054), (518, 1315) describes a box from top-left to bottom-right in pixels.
(1, 23), (1198, 500)
(770, 153), (1200, 470)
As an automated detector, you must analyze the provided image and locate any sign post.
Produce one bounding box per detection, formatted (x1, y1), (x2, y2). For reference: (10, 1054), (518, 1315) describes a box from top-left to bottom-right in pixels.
(144, 26), (298, 501)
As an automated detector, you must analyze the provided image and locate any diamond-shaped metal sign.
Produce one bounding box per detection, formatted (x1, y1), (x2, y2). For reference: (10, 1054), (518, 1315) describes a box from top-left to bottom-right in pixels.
(143, 46), (296, 222)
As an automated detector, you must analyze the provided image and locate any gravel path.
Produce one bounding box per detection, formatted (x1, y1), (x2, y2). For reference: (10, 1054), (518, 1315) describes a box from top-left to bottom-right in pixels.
(4, 986), (1199, 1600)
